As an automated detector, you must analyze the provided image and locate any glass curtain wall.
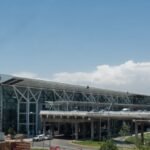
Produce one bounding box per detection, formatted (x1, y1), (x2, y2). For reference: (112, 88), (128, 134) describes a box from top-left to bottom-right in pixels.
(3, 86), (17, 133)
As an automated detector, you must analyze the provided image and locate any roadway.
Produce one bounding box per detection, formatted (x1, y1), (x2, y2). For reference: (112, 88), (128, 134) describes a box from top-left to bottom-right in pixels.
(32, 138), (97, 150)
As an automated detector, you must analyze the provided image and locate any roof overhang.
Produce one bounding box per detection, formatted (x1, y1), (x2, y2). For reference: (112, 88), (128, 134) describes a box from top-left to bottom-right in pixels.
(0, 74), (149, 97)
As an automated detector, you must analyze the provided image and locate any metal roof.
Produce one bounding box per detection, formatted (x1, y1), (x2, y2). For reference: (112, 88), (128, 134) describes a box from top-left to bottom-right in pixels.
(0, 74), (148, 96)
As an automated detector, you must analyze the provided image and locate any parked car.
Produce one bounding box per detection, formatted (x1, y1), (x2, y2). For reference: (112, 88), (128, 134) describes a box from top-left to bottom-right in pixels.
(44, 134), (53, 140)
(121, 108), (130, 112)
(33, 134), (45, 141)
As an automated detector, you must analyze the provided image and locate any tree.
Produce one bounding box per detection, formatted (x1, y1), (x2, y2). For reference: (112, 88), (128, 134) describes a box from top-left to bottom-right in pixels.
(8, 127), (16, 136)
(100, 140), (118, 150)
(119, 122), (130, 137)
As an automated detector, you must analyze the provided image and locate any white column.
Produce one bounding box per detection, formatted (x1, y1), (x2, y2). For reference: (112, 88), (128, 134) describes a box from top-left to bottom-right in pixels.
(75, 122), (78, 140)
(17, 101), (20, 133)
(141, 123), (144, 144)
(83, 123), (86, 139)
(35, 102), (38, 135)
(58, 123), (60, 135)
(107, 118), (111, 139)
(91, 121), (94, 140)
(135, 122), (138, 139)
(27, 89), (30, 136)
(99, 118), (102, 140)
(43, 121), (46, 135)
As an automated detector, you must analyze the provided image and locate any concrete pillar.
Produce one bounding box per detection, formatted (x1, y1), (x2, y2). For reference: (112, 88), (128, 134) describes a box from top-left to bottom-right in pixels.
(26, 94), (30, 136)
(99, 118), (102, 140)
(75, 122), (78, 140)
(135, 122), (138, 140)
(52, 124), (55, 136)
(107, 118), (111, 139)
(43, 121), (46, 135)
(17, 101), (20, 133)
(35, 101), (39, 135)
(91, 121), (94, 140)
(83, 123), (86, 139)
(57, 123), (60, 135)
(141, 123), (144, 144)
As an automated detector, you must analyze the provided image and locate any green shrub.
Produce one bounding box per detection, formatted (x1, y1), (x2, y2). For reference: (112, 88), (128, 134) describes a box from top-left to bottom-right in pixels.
(138, 146), (150, 150)
(99, 140), (118, 150)
(8, 127), (16, 136)
(119, 122), (130, 137)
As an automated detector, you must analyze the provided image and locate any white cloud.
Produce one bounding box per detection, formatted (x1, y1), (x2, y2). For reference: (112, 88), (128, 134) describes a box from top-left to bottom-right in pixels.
(52, 60), (150, 95)
(12, 60), (150, 95)
(13, 72), (39, 79)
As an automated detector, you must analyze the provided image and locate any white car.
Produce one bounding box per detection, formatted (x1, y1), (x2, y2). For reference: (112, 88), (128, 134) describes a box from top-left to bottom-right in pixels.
(121, 108), (130, 112)
(33, 134), (45, 141)
(44, 135), (53, 140)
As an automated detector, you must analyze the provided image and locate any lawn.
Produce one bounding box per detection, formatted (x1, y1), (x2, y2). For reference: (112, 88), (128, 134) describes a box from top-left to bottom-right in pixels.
(73, 140), (137, 150)
(72, 140), (103, 147)
(125, 132), (150, 144)
(125, 133), (150, 150)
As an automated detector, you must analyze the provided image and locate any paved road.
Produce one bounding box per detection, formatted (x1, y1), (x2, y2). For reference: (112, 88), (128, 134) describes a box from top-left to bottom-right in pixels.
(31, 134), (140, 150)
(32, 139), (98, 150)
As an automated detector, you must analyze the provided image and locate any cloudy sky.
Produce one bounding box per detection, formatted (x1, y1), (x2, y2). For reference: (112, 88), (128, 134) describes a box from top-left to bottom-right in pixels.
(1, 0), (150, 95)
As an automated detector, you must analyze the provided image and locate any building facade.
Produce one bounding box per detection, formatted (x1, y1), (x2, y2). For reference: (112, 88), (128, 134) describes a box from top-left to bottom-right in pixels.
(0, 74), (150, 138)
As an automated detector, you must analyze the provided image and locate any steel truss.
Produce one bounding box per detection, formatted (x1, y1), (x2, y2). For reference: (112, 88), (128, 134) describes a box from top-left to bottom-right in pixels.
(0, 84), (150, 136)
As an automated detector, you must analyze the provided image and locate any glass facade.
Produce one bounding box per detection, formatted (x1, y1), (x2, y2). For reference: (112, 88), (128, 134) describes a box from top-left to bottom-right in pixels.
(3, 86), (17, 133)
(0, 80), (150, 136)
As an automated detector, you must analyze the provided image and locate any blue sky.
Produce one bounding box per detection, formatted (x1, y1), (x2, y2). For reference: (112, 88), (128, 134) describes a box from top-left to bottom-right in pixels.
(1, 0), (150, 94)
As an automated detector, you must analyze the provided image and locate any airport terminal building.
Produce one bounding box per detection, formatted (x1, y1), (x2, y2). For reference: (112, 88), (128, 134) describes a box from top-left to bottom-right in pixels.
(0, 74), (150, 139)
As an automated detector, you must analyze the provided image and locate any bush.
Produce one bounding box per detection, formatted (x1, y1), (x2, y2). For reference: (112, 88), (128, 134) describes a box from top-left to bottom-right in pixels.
(138, 146), (150, 150)
(8, 127), (16, 136)
(99, 140), (118, 150)
(119, 122), (130, 137)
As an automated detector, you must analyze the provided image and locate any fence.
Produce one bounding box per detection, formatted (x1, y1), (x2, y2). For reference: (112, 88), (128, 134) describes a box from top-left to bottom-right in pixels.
(0, 141), (31, 150)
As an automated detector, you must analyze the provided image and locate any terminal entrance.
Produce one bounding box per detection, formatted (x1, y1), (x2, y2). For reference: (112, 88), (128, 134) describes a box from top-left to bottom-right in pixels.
(40, 110), (150, 141)
(42, 119), (127, 140)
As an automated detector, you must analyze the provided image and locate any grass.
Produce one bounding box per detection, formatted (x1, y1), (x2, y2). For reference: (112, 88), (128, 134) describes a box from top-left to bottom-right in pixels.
(125, 133), (150, 150)
(72, 140), (103, 147)
(125, 132), (150, 144)
(73, 140), (137, 150)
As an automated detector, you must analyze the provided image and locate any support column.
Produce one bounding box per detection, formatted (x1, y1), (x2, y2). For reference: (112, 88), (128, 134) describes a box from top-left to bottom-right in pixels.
(71, 123), (74, 140)
(141, 123), (144, 144)
(135, 122), (138, 140)
(35, 102), (38, 135)
(26, 101), (30, 136)
(43, 121), (46, 135)
(17, 101), (20, 133)
(52, 123), (55, 136)
(99, 118), (102, 141)
(107, 118), (111, 139)
(75, 122), (78, 140)
(57, 123), (60, 135)
(82, 123), (86, 139)
(91, 121), (94, 140)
